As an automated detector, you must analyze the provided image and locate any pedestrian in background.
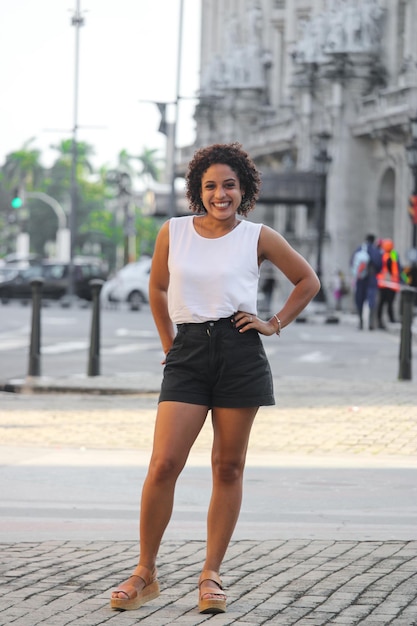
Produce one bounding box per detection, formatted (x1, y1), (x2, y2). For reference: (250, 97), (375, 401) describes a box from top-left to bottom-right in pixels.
(258, 259), (277, 315)
(351, 233), (382, 330)
(332, 269), (349, 311)
(110, 142), (320, 614)
(376, 238), (401, 328)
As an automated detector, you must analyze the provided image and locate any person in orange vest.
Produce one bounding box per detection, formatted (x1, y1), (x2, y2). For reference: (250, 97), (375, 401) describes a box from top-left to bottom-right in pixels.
(376, 238), (401, 329)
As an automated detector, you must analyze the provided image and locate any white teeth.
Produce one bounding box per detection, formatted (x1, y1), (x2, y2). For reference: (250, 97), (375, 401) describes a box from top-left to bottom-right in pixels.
(214, 202), (229, 207)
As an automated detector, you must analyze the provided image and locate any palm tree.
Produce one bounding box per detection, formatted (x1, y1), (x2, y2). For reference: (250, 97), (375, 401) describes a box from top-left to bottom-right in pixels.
(50, 138), (95, 177)
(116, 149), (135, 176)
(134, 147), (161, 186)
(1, 139), (46, 257)
(104, 147), (162, 191)
(2, 138), (44, 191)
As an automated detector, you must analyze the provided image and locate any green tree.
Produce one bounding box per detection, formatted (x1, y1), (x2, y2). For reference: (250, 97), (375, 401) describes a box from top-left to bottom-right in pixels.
(0, 137), (162, 265)
(2, 138), (44, 191)
(133, 147), (161, 185)
(134, 213), (160, 257)
(1, 139), (45, 257)
(50, 138), (95, 176)
(47, 139), (99, 258)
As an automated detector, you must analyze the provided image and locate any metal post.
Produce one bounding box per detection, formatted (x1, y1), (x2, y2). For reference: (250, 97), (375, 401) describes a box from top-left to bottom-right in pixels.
(412, 173), (417, 249)
(398, 289), (413, 381)
(315, 171), (326, 302)
(169, 0), (184, 218)
(313, 132), (332, 304)
(87, 279), (104, 376)
(406, 116), (417, 248)
(28, 278), (44, 377)
(68, 0), (85, 299)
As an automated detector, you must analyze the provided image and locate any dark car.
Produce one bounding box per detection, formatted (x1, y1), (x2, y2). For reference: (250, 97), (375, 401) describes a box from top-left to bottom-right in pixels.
(0, 257), (108, 304)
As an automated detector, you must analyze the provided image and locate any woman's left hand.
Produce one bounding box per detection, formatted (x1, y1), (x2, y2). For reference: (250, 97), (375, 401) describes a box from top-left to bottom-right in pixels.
(232, 311), (277, 336)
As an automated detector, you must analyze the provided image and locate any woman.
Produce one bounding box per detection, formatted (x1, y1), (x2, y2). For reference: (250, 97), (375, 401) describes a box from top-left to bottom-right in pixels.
(110, 143), (320, 614)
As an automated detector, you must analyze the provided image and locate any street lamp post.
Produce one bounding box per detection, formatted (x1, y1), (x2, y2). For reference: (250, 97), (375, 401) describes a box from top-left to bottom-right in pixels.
(118, 172), (135, 265)
(405, 115), (417, 248)
(398, 114), (417, 380)
(68, 0), (84, 300)
(25, 192), (70, 261)
(168, 0), (184, 218)
(313, 132), (332, 303)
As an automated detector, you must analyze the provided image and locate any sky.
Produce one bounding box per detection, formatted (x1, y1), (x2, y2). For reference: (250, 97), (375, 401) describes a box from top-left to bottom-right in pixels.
(0, 0), (201, 170)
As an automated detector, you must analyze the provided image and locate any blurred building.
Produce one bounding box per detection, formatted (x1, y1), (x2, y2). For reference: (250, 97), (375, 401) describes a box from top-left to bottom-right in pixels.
(178, 0), (417, 297)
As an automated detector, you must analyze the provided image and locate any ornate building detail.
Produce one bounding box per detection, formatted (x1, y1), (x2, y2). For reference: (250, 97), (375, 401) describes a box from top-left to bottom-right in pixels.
(200, 1), (271, 94)
(293, 0), (385, 65)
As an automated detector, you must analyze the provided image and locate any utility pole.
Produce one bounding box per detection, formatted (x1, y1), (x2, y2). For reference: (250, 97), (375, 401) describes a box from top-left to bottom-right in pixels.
(168, 0), (184, 218)
(68, 0), (84, 299)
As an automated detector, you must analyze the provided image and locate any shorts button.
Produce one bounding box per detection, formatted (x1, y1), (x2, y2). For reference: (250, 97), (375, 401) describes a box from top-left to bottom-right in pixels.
(209, 322), (214, 327)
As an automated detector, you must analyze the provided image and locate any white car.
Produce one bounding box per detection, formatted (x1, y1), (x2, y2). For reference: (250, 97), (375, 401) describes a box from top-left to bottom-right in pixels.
(101, 257), (152, 311)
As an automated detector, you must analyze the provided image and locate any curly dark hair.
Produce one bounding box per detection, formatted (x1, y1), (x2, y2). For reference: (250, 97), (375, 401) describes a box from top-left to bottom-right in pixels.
(185, 142), (261, 215)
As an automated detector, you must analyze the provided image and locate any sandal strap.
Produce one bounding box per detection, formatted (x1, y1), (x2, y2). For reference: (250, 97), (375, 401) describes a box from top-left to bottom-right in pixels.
(199, 569), (223, 589)
(132, 564), (157, 586)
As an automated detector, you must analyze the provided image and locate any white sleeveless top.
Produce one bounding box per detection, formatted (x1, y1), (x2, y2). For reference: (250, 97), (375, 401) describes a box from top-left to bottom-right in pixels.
(168, 215), (262, 323)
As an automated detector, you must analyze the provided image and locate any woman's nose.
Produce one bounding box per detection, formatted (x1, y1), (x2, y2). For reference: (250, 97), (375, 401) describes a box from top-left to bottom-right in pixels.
(215, 186), (226, 198)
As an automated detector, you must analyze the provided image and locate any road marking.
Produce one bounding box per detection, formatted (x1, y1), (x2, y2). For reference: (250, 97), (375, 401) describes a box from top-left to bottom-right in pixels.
(102, 342), (161, 354)
(297, 351), (331, 363)
(42, 341), (88, 354)
(115, 328), (157, 338)
(43, 317), (77, 325)
(0, 338), (29, 351)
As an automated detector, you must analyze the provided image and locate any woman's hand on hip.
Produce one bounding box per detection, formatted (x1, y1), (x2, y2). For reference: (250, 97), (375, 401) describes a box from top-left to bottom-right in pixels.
(232, 311), (277, 336)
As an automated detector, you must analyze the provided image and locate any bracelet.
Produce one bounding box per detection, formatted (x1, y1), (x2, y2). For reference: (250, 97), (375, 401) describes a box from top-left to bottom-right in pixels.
(273, 314), (281, 337)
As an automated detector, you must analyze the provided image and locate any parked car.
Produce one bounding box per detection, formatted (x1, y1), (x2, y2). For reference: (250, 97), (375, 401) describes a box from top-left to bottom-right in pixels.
(0, 266), (20, 284)
(100, 257), (152, 311)
(0, 257), (108, 305)
(0, 265), (43, 303)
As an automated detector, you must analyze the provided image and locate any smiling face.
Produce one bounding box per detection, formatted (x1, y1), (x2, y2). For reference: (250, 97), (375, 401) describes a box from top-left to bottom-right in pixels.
(200, 163), (244, 220)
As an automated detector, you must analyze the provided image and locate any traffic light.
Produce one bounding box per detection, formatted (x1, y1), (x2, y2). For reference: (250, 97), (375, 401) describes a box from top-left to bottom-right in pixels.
(11, 188), (23, 209)
(408, 195), (417, 225)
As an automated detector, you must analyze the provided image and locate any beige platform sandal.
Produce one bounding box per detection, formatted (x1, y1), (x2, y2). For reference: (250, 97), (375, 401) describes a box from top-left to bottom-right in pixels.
(198, 570), (226, 614)
(110, 564), (160, 611)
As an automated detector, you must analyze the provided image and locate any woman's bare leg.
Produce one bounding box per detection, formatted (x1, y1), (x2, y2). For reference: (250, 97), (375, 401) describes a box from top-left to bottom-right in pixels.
(200, 406), (258, 598)
(112, 401), (209, 600)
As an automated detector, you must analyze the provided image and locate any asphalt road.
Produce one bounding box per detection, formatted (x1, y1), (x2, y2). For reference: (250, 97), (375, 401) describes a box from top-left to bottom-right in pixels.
(1, 445), (416, 543)
(0, 299), (413, 383)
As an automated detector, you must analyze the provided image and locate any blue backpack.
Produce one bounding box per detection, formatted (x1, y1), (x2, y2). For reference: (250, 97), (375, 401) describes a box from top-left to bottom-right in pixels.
(352, 245), (370, 279)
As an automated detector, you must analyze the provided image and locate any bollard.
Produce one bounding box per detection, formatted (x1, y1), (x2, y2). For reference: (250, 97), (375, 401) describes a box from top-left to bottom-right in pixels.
(28, 278), (44, 377)
(398, 289), (414, 381)
(87, 279), (104, 377)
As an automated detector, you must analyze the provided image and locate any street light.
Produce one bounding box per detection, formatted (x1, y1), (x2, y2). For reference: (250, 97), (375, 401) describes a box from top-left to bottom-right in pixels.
(405, 115), (417, 248)
(313, 131), (332, 302)
(68, 0), (84, 300)
(399, 115), (417, 381)
(169, 0), (184, 218)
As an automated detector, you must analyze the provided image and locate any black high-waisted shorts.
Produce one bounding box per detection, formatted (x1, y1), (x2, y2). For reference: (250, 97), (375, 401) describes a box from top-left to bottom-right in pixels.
(159, 316), (275, 408)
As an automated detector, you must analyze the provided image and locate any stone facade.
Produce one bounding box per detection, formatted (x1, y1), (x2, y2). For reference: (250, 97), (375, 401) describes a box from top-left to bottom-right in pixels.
(180, 0), (417, 298)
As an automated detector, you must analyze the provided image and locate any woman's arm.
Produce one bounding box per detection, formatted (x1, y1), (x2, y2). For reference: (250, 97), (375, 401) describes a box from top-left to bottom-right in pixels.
(149, 221), (175, 355)
(256, 225), (320, 335)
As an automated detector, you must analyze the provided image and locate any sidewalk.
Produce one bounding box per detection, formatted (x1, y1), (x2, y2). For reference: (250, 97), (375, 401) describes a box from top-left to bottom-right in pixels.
(1, 372), (417, 623)
(2, 538), (416, 625)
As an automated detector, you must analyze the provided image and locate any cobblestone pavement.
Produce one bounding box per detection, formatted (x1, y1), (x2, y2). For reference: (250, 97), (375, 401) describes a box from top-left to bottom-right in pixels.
(1, 376), (416, 624)
(1, 538), (417, 625)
